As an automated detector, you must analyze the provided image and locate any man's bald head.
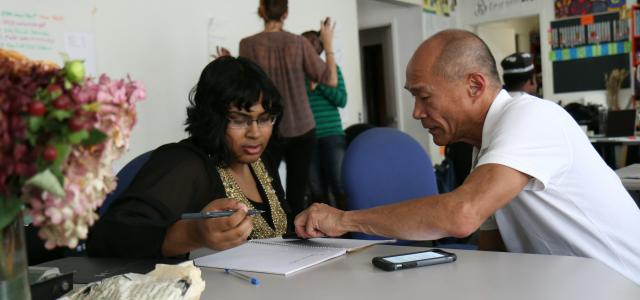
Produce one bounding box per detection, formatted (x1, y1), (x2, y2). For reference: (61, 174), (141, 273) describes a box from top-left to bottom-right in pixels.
(412, 29), (501, 88)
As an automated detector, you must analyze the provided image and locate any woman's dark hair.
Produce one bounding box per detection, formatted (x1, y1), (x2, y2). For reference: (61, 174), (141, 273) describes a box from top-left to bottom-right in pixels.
(259, 0), (288, 21)
(185, 56), (283, 167)
(302, 30), (323, 55)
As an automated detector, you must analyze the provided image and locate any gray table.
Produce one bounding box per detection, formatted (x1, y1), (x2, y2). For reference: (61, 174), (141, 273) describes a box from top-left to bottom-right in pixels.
(616, 163), (640, 190)
(196, 245), (640, 299)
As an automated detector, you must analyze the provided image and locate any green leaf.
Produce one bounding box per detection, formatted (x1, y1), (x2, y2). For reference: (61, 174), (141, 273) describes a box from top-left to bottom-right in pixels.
(82, 129), (107, 146)
(25, 130), (37, 146)
(68, 130), (89, 144)
(0, 195), (23, 230)
(64, 78), (72, 90)
(50, 89), (62, 99)
(24, 169), (65, 197)
(28, 116), (43, 132)
(52, 143), (71, 169)
(49, 164), (64, 183)
(50, 109), (72, 121)
(82, 102), (101, 112)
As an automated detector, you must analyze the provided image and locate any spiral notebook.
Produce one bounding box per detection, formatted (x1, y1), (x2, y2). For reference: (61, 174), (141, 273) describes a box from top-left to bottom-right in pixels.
(193, 237), (394, 276)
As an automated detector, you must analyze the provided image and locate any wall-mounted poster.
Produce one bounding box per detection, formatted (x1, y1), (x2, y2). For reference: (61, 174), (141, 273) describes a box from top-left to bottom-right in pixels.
(423, 0), (457, 16)
(555, 0), (626, 19)
(550, 11), (631, 92)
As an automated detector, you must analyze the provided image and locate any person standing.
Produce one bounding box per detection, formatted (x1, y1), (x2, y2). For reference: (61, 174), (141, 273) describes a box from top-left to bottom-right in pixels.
(235, 0), (338, 216)
(301, 30), (347, 210)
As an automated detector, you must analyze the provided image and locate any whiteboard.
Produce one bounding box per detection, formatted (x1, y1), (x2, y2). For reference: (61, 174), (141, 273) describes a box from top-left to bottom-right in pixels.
(0, 0), (97, 75)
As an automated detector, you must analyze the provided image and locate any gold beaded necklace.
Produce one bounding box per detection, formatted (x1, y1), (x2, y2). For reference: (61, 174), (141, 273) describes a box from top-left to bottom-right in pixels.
(216, 159), (287, 239)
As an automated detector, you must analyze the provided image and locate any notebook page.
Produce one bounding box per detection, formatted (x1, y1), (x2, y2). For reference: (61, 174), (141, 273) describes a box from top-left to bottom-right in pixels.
(193, 242), (345, 276)
(259, 237), (396, 252)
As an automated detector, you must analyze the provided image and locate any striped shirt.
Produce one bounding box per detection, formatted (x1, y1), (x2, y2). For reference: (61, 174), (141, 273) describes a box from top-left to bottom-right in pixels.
(306, 66), (347, 138)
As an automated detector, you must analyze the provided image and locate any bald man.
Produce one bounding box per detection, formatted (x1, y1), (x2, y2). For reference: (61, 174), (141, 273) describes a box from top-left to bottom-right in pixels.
(294, 29), (640, 284)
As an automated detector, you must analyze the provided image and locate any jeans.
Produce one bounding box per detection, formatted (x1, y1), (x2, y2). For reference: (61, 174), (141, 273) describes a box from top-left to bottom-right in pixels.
(308, 135), (346, 208)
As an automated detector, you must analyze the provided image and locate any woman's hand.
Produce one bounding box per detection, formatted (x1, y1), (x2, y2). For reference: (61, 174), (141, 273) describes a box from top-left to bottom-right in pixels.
(161, 198), (253, 257)
(319, 17), (335, 51)
(195, 198), (253, 250)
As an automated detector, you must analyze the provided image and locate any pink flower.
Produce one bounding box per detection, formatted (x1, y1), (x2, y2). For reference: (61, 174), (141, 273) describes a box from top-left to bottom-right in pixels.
(1, 50), (146, 249)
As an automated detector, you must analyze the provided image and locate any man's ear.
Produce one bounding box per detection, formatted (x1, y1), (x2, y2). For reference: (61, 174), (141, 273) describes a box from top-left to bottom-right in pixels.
(467, 73), (486, 98)
(282, 11), (289, 21)
(258, 6), (266, 19)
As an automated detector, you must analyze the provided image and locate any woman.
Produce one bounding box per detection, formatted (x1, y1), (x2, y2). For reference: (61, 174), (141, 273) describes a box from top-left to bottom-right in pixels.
(301, 30), (348, 210)
(235, 0), (338, 216)
(87, 56), (290, 258)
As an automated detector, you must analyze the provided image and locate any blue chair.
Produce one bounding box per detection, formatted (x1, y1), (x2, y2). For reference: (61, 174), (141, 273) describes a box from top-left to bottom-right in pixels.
(99, 151), (153, 216)
(342, 127), (478, 250)
(342, 127), (438, 240)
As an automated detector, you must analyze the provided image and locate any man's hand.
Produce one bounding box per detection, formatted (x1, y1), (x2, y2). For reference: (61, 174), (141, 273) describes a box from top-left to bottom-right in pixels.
(195, 198), (253, 250)
(294, 203), (347, 238)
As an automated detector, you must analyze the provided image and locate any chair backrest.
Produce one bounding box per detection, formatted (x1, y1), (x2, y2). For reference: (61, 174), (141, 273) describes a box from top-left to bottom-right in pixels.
(99, 151), (153, 216)
(344, 123), (375, 147)
(342, 127), (438, 240)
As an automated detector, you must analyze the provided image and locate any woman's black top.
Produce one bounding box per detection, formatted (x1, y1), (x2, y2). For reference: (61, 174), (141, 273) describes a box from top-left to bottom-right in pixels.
(86, 139), (291, 258)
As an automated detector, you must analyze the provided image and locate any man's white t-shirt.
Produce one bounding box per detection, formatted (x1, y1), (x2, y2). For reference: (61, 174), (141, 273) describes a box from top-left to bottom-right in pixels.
(474, 90), (640, 284)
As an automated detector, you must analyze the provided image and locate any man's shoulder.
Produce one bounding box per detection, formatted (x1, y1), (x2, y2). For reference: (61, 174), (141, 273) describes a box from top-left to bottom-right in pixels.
(502, 94), (565, 118)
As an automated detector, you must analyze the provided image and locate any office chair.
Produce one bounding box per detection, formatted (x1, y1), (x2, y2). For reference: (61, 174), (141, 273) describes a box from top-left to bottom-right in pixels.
(98, 150), (153, 216)
(344, 123), (375, 147)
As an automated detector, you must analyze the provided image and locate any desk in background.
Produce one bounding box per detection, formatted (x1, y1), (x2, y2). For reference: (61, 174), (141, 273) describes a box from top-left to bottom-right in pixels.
(616, 163), (640, 190)
(615, 163), (640, 208)
(589, 135), (640, 169)
(196, 245), (639, 300)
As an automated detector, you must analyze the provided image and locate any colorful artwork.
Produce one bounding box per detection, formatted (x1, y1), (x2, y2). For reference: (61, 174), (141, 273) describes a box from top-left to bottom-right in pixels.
(555, 0), (626, 19)
(423, 0), (457, 17)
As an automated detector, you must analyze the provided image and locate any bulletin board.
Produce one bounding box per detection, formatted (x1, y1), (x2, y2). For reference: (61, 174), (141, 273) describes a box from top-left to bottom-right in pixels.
(550, 11), (630, 93)
(0, 0), (97, 75)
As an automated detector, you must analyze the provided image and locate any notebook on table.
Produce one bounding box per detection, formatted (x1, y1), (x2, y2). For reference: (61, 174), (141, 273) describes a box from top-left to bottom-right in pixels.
(193, 237), (395, 276)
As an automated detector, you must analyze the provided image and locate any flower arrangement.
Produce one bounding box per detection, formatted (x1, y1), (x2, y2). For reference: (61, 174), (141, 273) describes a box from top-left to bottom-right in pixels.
(0, 49), (145, 249)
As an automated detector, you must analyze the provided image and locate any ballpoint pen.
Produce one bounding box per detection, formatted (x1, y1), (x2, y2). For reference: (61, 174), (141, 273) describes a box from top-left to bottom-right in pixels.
(181, 209), (265, 220)
(224, 269), (260, 285)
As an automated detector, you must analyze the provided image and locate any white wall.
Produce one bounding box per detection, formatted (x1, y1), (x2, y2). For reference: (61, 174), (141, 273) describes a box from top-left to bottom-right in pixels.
(357, 0), (435, 159)
(476, 16), (539, 79)
(89, 0), (363, 170)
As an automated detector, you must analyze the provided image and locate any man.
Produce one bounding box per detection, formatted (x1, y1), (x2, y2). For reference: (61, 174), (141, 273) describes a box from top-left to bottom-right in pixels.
(294, 29), (640, 284)
(501, 52), (538, 97)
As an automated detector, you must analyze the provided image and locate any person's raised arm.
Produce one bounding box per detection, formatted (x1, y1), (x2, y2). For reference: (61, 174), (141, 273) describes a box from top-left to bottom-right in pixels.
(295, 163), (530, 240)
(319, 18), (337, 87)
(212, 46), (232, 60)
(303, 18), (337, 87)
(315, 66), (347, 108)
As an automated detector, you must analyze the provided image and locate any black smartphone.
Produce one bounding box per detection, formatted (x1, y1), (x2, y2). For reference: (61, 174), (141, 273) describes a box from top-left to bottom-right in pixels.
(372, 249), (456, 271)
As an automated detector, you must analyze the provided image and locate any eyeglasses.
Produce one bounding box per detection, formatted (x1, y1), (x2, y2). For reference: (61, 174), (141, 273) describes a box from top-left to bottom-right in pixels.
(227, 114), (277, 129)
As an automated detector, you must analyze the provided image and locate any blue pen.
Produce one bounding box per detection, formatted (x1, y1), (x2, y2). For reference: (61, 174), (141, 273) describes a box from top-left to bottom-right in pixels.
(224, 269), (260, 285)
(181, 209), (264, 219)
